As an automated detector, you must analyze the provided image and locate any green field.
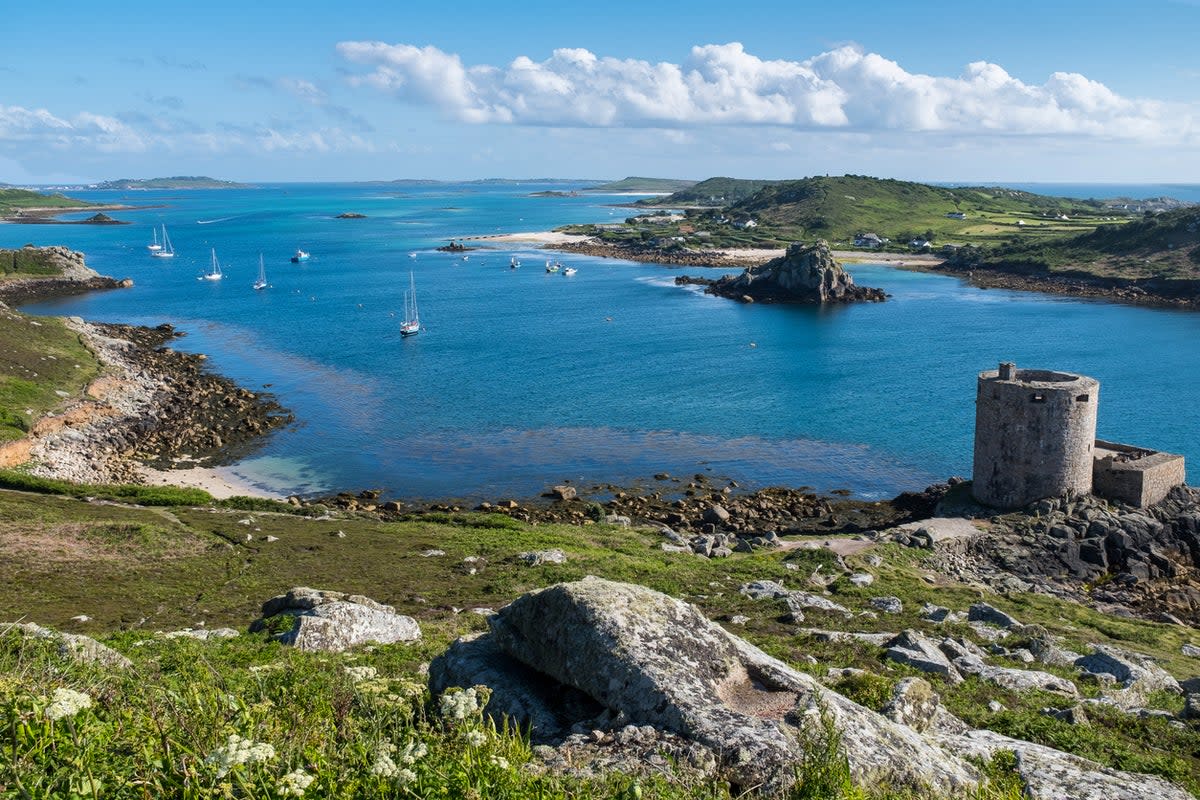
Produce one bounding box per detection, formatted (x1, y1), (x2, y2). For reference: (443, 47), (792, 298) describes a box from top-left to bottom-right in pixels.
(584, 176), (698, 193)
(3, 482), (1200, 797)
(0, 188), (95, 216)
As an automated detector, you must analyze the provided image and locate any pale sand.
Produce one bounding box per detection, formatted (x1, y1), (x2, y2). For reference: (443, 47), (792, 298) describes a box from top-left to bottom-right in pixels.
(832, 249), (946, 267)
(459, 231), (592, 244)
(138, 465), (281, 500)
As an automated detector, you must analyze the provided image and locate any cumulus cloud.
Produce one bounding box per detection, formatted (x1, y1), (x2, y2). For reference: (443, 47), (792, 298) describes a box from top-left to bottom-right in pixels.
(0, 102), (372, 158)
(336, 40), (1186, 140)
(0, 105), (147, 152)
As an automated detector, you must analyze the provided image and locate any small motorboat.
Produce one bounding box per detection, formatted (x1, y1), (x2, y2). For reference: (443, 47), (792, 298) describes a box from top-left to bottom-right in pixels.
(291, 249), (311, 263)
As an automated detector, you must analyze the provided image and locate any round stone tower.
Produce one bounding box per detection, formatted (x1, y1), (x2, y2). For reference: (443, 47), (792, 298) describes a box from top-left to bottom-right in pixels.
(972, 362), (1099, 509)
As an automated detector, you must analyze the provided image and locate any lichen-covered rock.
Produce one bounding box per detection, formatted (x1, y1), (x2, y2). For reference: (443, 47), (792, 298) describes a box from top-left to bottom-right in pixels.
(886, 630), (963, 683)
(953, 655), (1079, 696)
(1075, 645), (1181, 694)
(252, 587), (420, 652)
(17, 623), (131, 669)
(968, 602), (1021, 629)
(478, 577), (980, 794)
(706, 241), (886, 304)
(939, 728), (1193, 800)
(517, 549), (567, 566)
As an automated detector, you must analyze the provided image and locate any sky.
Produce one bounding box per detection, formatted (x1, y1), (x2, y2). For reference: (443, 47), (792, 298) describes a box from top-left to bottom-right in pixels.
(3, 0), (1199, 184)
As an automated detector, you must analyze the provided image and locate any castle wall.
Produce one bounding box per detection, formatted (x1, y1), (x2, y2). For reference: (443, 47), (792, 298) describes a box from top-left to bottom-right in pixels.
(972, 364), (1099, 509)
(1092, 440), (1187, 508)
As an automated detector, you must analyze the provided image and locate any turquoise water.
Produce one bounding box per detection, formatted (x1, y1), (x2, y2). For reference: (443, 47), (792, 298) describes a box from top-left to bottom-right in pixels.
(7, 182), (1200, 500)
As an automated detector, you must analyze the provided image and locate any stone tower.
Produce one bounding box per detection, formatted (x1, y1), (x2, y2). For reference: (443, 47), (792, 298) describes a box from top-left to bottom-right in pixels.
(972, 362), (1099, 509)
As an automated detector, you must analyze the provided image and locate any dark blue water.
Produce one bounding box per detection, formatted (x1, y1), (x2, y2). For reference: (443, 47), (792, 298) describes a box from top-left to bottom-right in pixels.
(7, 182), (1199, 499)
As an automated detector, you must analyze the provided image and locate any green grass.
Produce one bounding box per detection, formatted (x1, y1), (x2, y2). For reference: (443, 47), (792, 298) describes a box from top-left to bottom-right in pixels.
(0, 188), (95, 216)
(0, 309), (101, 442)
(585, 177), (698, 193)
(3, 486), (1200, 796)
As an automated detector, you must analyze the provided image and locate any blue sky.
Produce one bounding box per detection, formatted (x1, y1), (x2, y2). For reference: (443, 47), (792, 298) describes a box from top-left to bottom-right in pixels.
(4, 0), (1199, 183)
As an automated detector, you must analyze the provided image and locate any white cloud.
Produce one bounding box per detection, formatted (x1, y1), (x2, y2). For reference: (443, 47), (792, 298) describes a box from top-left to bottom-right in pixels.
(336, 40), (1188, 141)
(0, 105), (147, 152)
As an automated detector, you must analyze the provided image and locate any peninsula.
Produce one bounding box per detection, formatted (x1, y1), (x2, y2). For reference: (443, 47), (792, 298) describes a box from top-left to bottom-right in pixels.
(92, 175), (248, 190)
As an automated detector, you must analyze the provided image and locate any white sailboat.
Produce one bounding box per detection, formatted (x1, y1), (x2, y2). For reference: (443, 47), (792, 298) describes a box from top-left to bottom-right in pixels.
(200, 248), (223, 281)
(400, 271), (420, 337)
(253, 253), (268, 290)
(151, 225), (175, 258)
(146, 227), (162, 251)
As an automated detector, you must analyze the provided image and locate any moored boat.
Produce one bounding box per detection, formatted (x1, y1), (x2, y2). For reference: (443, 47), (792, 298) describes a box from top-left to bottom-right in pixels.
(291, 249), (311, 263)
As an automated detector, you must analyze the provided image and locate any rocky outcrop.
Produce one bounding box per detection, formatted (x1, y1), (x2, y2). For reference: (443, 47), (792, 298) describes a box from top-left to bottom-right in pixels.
(937, 487), (1200, 624)
(251, 587), (420, 652)
(433, 577), (980, 795)
(695, 241), (887, 304)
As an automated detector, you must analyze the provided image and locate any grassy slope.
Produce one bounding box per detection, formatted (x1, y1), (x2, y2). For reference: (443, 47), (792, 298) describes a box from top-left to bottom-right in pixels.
(0, 187), (96, 215)
(972, 206), (1200, 282)
(3, 485), (1200, 795)
(728, 176), (1118, 246)
(0, 307), (101, 443)
(639, 177), (782, 206)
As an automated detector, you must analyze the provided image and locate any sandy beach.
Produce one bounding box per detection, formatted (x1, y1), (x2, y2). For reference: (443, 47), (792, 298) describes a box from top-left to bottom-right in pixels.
(138, 465), (279, 500)
(459, 230), (594, 245)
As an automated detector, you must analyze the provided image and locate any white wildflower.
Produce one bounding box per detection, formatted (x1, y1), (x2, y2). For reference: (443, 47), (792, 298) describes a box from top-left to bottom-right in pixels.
(44, 688), (92, 721)
(491, 756), (509, 769)
(370, 753), (399, 778)
(439, 687), (480, 720)
(396, 768), (417, 786)
(343, 665), (378, 683)
(205, 734), (276, 777)
(398, 740), (427, 765)
(465, 730), (486, 747)
(277, 769), (315, 797)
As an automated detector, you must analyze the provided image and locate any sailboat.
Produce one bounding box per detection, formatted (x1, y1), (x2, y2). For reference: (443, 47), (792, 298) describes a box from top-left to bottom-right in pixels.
(400, 271), (420, 337)
(150, 225), (175, 258)
(146, 227), (162, 251)
(510, 256), (521, 269)
(200, 248), (223, 281)
(253, 253), (268, 290)
(545, 259), (560, 273)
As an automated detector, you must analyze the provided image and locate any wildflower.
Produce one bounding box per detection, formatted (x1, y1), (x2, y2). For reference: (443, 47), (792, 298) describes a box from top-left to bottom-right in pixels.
(398, 741), (427, 765)
(465, 730), (486, 747)
(396, 768), (417, 786)
(491, 756), (509, 769)
(370, 741), (399, 778)
(439, 687), (481, 720)
(44, 688), (92, 721)
(343, 665), (378, 683)
(278, 769), (315, 797)
(205, 734), (276, 777)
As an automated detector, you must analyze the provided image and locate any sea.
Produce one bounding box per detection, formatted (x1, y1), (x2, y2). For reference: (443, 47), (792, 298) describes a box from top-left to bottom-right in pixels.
(6, 180), (1200, 500)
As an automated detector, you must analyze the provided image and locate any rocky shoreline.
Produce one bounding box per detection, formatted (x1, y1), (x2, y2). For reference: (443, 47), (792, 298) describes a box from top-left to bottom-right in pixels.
(0, 246), (293, 488)
(552, 239), (776, 267)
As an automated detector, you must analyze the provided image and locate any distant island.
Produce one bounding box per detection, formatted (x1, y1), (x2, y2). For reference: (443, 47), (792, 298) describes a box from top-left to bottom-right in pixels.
(95, 176), (247, 190)
(584, 176), (698, 193)
(552, 173), (1200, 308)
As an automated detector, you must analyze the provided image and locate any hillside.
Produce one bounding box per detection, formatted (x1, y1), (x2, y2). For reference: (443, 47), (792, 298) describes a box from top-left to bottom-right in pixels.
(725, 175), (1121, 245)
(638, 176), (781, 206)
(0, 187), (97, 215)
(585, 176), (697, 193)
(959, 206), (1200, 282)
(96, 176), (246, 189)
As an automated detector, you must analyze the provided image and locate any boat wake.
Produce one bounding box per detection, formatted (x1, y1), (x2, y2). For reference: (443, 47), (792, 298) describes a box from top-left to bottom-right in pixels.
(196, 215), (242, 225)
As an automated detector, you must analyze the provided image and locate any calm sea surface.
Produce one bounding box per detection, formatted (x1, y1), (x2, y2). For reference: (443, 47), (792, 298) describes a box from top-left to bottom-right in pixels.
(7, 181), (1200, 499)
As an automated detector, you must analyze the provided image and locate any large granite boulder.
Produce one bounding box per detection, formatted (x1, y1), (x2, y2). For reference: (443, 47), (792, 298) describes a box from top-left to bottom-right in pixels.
(251, 587), (420, 652)
(706, 241), (886, 304)
(433, 577), (978, 795)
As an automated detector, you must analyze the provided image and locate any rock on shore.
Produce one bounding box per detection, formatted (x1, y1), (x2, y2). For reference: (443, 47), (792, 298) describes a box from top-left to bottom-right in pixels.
(690, 241), (887, 304)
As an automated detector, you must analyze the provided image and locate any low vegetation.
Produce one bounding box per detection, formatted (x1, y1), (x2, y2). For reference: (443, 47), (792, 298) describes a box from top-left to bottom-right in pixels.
(0, 309), (100, 443)
(94, 176), (246, 189)
(3, 482), (1200, 796)
(0, 188), (95, 216)
(585, 177), (699, 193)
